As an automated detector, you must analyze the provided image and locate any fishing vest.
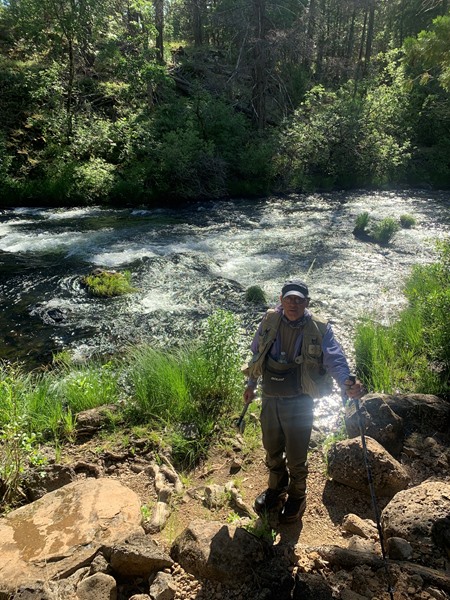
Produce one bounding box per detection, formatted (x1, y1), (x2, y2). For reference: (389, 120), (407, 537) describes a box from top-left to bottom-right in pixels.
(243, 309), (332, 398)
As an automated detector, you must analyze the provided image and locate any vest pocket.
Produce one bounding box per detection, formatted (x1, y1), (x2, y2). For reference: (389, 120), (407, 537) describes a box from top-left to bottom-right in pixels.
(262, 357), (301, 396)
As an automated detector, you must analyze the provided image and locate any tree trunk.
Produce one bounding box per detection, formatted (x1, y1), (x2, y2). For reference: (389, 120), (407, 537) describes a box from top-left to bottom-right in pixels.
(315, 0), (327, 81)
(191, 0), (203, 47)
(305, 0), (317, 69)
(251, 0), (267, 131)
(364, 0), (376, 71)
(66, 37), (74, 142)
(154, 0), (164, 63)
(346, 9), (356, 62)
(358, 6), (367, 62)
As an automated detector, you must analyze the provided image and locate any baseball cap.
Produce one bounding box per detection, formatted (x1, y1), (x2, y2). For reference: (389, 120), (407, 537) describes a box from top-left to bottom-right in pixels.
(281, 280), (309, 299)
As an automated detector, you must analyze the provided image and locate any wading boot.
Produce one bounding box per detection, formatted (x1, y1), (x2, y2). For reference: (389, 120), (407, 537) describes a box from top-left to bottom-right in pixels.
(254, 488), (287, 516)
(279, 496), (306, 524)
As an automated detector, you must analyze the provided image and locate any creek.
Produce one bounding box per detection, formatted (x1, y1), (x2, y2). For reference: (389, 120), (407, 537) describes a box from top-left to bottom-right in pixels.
(1, 190), (449, 425)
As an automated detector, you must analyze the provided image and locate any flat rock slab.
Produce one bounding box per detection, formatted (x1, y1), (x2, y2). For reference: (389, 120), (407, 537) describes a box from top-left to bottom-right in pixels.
(0, 478), (142, 596)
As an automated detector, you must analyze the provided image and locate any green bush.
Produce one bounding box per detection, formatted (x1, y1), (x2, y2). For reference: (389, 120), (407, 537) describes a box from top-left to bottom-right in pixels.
(81, 270), (137, 297)
(400, 214), (416, 228)
(126, 309), (243, 466)
(72, 158), (116, 203)
(274, 64), (411, 191)
(371, 217), (399, 244)
(51, 361), (120, 415)
(245, 285), (267, 304)
(353, 212), (370, 235)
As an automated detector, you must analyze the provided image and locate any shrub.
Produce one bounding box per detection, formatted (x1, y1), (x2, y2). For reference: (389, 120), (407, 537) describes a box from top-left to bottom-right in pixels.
(72, 158), (116, 203)
(0, 364), (48, 506)
(353, 212), (370, 235)
(245, 285), (266, 304)
(400, 214), (416, 228)
(50, 360), (120, 415)
(81, 270), (137, 297)
(371, 218), (399, 244)
(126, 309), (243, 466)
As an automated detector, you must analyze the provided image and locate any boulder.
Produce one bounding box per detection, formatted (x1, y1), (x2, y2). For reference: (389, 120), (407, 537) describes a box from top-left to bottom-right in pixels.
(388, 394), (450, 435)
(344, 394), (404, 457)
(292, 573), (334, 600)
(170, 520), (270, 584)
(108, 532), (173, 579)
(148, 571), (177, 600)
(327, 437), (410, 498)
(0, 479), (142, 597)
(386, 537), (413, 560)
(341, 514), (378, 540)
(75, 405), (119, 439)
(23, 464), (77, 502)
(76, 573), (117, 600)
(381, 481), (450, 556)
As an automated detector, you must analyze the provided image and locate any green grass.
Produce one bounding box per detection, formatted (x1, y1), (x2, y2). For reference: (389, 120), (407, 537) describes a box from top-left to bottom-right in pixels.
(400, 214), (416, 229)
(0, 309), (245, 507)
(353, 213), (401, 245)
(355, 240), (449, 398)
(353, 211), (370, 235)
(81, 269), (137, 297)
(125, 309), (244, 468)
(371, 217), (399, 245)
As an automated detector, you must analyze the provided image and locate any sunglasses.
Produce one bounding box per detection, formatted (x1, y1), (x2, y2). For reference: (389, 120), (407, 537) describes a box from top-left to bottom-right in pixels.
(283, 296), (307, 304)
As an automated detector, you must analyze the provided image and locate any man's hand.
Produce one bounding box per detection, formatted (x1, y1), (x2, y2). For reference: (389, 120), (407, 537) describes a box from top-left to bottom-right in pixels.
(344, 377), (365, 399)
(243, 385), (256, 404)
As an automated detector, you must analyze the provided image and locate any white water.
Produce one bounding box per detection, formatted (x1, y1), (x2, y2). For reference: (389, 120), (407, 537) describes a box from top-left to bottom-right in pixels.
(0, 190), (449, 426)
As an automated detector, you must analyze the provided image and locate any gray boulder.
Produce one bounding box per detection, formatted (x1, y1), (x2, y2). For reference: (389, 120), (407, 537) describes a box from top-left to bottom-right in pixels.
(76, 573), (117, 600)
(327, 436), (410, 498)
(388, 394), (450, 435)
(108, 533), (173, 579)
(344, 394), (404, 457)
(23, 463), (77, 501)
(170, 520), (269, 584)
(381, 480), (450, 557)
(149, 571), (177, 600)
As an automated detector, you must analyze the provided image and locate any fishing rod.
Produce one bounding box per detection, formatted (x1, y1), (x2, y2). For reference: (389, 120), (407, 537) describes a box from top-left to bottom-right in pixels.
(306, 258), (316, 278)
(347, 376), (395, 600)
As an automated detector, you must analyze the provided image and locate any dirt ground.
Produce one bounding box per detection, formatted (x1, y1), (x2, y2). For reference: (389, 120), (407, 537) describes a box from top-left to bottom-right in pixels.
(55, 413), (450, 600)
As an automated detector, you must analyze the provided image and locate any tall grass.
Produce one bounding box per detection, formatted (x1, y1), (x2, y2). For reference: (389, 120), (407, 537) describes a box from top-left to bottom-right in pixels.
(127, 348), (192, 423)
(0, 365), (50, 505)
(126, 309), (243, 467)
(0, 309), (245, 506)
(371, 217), (399, 244)
(355, 240), (450, 397)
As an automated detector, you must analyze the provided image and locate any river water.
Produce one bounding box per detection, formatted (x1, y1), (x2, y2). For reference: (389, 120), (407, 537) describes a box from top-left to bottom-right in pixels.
(0, 190), (449, 424)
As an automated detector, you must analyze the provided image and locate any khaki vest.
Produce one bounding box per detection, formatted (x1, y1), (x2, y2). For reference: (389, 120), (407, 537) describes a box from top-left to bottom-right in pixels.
(243, 309), (332, 398)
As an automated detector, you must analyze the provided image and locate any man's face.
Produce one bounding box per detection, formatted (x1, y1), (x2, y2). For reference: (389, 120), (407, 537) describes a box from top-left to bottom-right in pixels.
(280, 294), (309, 321)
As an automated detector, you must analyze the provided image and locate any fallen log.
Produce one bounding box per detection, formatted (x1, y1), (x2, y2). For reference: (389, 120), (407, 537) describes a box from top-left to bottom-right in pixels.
(309, 545), (450, 592)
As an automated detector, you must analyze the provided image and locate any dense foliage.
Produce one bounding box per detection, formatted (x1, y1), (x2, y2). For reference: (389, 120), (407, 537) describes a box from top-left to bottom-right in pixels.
(0, 0), (449, 206)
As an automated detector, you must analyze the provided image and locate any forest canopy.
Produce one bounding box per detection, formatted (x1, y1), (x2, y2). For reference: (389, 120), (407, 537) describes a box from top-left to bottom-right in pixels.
(0, 0), (449, 206)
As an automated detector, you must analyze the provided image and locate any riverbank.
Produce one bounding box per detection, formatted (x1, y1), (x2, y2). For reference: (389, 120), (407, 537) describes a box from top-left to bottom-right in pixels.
(3, 393), (450, 600)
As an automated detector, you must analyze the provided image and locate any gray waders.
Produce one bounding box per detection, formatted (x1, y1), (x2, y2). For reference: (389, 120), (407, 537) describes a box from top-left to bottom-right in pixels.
(260, 393), (314, 500)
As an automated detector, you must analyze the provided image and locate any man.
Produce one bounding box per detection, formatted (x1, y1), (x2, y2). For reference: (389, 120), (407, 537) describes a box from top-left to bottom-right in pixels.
(243, 279), (364, 524)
